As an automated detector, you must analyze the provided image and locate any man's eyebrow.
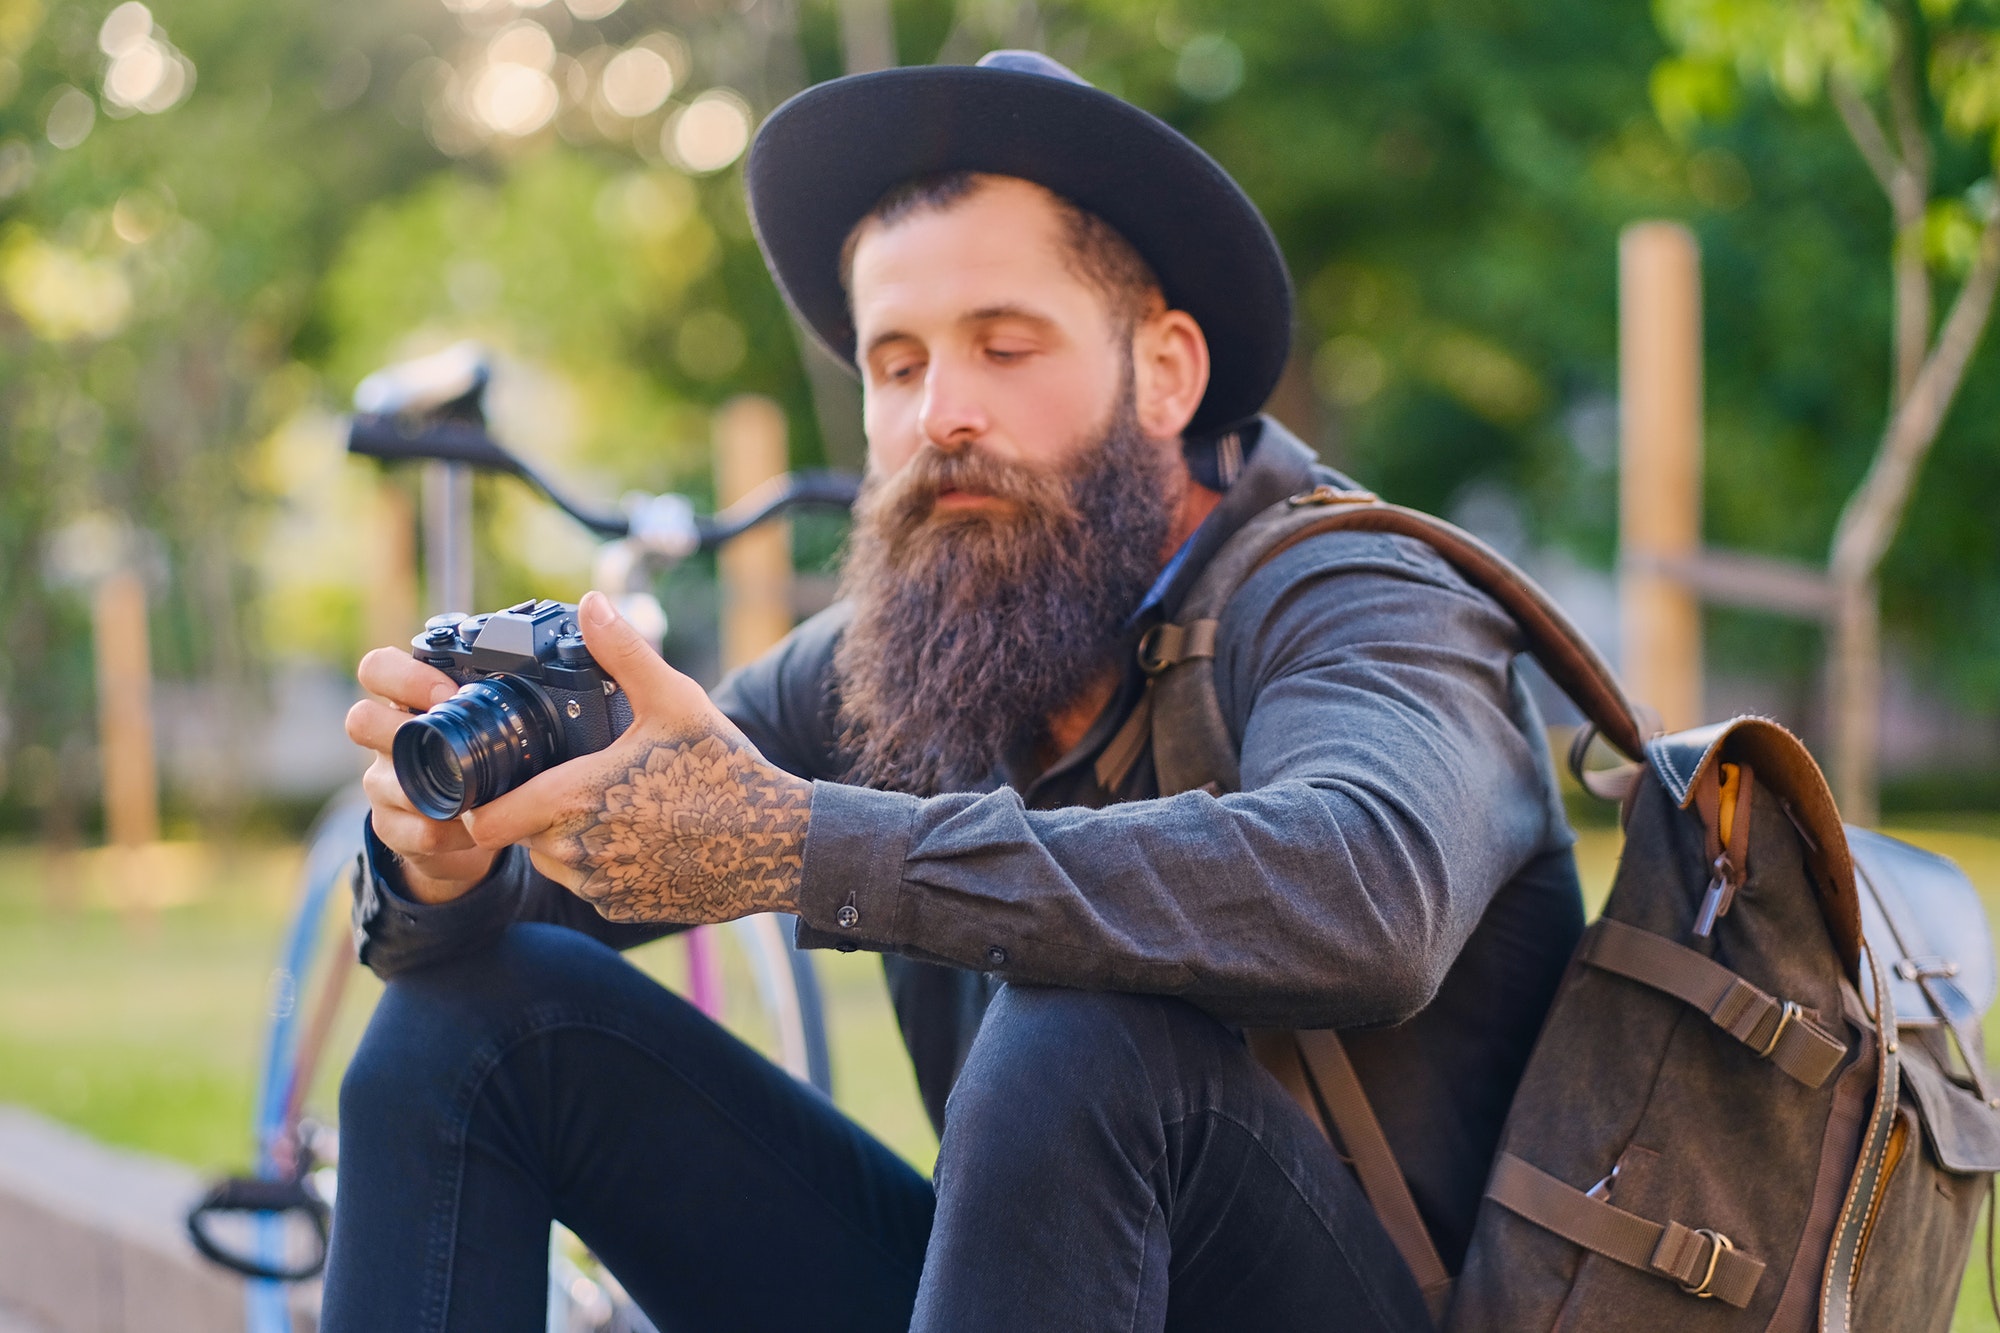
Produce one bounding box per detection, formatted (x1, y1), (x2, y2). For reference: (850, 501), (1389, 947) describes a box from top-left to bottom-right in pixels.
(963, 303), (1056, 327)
(862, 328), (918, 358)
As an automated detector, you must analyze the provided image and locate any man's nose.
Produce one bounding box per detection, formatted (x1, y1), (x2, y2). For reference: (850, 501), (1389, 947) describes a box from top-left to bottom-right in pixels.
(917, 360), (989, 454)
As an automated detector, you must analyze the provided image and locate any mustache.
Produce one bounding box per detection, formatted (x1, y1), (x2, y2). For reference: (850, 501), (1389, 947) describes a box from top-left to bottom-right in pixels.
(856, 445), (1082, 549)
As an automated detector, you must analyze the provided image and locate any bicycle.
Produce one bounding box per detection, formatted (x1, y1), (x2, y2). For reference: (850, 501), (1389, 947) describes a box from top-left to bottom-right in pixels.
(186, 343), (859, 1333)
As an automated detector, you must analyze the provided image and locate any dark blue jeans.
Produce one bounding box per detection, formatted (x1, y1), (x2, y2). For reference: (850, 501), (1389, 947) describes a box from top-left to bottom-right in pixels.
(321, 923), (1432, 1332)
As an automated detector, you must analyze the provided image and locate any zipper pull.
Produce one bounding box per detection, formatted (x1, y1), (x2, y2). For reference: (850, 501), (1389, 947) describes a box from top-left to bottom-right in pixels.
(1693, 854), (1737, 939)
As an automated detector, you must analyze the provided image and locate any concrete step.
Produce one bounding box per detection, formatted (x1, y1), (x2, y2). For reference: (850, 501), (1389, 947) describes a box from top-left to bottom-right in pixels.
(0, 1105), (247, 1333)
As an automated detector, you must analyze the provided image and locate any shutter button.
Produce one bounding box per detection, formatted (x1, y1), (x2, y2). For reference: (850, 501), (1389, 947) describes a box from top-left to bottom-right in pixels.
(986, 945), (1008, 966)
(836, 904), (859, 928)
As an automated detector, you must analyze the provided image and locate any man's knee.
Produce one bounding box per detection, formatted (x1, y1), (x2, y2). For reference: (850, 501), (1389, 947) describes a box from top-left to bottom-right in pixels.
(942, 986), (1221, 1151)
(340, 923), (624, 1126)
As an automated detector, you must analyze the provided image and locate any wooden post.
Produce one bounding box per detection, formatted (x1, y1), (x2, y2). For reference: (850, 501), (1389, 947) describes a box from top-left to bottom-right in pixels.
(1618, 222), (1705, 732)
(713, 396), (794, 671)
(92, 569), (158, 848)
(366, 478), (419, 651)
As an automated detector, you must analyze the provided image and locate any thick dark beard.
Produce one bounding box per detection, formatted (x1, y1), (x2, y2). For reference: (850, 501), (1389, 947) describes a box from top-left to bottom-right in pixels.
(833, 395), (1177, 796)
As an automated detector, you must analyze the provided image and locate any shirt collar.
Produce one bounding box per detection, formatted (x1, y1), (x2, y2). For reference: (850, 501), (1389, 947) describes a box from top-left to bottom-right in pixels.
(1126, 416), (1328, 630)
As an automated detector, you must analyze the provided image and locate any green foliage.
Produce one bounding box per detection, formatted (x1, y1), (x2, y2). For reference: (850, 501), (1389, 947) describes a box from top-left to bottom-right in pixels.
(4, 0), (2000, 828)
(1654, 0), (1891, 109)
(1648, 0), (2000, 711)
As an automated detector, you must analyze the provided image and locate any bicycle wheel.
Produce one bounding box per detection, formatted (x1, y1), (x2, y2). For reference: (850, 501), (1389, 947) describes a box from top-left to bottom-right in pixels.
(211, 792), (834, 1333)
(246, 785), (370, 1333)
(718, 914), (833, 1095)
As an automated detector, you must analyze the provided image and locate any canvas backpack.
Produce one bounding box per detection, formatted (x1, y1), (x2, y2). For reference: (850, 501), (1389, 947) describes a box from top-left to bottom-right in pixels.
(1139, 484), (2000, 1331)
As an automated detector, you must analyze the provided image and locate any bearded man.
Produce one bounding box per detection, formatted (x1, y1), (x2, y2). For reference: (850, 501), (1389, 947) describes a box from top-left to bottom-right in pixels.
(325, 51), (1582, 1333)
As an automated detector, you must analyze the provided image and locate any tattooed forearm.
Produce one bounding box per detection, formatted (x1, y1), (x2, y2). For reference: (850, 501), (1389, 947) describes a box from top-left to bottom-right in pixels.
(567, 729), (811, 924)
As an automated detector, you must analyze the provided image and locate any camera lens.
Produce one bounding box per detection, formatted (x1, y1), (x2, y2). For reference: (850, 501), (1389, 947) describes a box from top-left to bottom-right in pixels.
(392, 674), (567, 819)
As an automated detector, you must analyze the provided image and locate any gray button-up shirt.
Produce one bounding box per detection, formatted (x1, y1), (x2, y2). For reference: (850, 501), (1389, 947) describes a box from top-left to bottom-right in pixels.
(353, 417), (1584, 1268)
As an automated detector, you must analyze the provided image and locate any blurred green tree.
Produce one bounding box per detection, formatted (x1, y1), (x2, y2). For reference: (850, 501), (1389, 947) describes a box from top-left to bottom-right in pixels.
(3, 0), (1998, 837)
(1655, 0), (2000, 819)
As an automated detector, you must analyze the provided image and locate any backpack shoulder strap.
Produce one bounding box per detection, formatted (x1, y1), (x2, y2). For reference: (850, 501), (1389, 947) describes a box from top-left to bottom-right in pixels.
(1138, 486), (1656, 1323)
(1144, 485), (1655, 799)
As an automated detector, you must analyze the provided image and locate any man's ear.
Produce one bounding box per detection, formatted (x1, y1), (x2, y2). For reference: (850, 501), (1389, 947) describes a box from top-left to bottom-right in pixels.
(1131, 307), (1210, 440)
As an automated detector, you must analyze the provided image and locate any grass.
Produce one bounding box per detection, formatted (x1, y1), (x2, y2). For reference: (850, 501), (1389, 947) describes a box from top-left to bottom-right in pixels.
(0, 842), (940, 1173)
(2, 819), (1999, 1319)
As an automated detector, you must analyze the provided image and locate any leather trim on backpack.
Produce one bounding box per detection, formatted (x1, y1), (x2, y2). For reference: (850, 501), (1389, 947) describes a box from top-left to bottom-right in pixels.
(1644, 720), (1864, 981)
(1819, 943), (1902, 1333)
(1483, 1151), (1767, 1307)
(1576, 919), (1848, 1087)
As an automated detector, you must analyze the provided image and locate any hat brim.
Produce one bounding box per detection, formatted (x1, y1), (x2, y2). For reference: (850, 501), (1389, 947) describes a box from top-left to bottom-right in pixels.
(745, 65), (1293, 438)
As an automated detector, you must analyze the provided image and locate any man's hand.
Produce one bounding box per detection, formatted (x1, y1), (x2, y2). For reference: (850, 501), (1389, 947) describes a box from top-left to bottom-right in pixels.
(461, 591), (813, 925)
(345, 650), (500, 905)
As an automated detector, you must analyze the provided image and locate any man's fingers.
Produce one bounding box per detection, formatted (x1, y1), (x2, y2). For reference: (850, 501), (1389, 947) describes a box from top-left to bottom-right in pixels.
(362, 761), (480, 854)
(360, 757), (417, 815)
(576, 592), (706, 718)
(525, 845), (585, 894)
(372, 807), (484, 859)
(346, 698), (415, 755)
(358, 646), (459, 713)
(461, 751), (603, 851)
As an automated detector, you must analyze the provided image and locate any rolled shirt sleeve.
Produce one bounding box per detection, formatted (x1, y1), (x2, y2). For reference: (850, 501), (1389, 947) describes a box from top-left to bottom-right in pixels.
(794, 531), (1568, 1030)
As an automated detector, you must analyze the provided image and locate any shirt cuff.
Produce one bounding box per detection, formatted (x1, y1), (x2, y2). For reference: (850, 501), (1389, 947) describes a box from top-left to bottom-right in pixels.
(353, 815), (526, 976)
(794, 780), (921, 952)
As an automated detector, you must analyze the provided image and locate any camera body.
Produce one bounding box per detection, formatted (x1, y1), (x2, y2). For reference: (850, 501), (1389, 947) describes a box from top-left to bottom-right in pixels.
(392, 599), (636, 819)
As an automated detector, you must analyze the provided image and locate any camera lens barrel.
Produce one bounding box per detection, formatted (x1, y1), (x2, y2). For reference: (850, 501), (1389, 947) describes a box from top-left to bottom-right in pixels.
(392, 674), (568, 820)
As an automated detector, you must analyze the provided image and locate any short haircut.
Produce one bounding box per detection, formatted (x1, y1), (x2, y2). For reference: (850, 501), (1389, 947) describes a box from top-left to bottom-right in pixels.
(839, 171), (1164, 336)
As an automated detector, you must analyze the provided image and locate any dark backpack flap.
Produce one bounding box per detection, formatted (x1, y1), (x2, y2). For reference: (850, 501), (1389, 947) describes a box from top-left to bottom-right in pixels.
(1644, 718), (1863, 982)
(1901, 1058), (2000, 1174)
(1850, 828), (1996, 1021)
(1848, 827), (2000, 1176)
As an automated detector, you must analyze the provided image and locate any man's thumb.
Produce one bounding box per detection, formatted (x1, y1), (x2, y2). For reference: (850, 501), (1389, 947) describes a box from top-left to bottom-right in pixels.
(576, 590), (678, 701)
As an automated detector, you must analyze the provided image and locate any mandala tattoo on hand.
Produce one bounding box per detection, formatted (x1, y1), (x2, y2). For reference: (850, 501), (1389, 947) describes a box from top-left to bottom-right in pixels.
(568, 728), (810, 924)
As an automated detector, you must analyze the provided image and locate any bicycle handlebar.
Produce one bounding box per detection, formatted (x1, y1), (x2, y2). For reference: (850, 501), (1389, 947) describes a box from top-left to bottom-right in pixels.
(346, 414), (860, 548)
(701, 470), (862, 545)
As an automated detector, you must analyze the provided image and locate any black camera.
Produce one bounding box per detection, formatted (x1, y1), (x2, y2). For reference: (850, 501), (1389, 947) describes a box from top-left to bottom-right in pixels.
(392, 599), (635, 820)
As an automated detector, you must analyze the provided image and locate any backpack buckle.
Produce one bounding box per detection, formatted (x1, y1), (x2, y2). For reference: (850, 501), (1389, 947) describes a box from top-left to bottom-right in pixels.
(1678, 1229), (1734, 1298)
(1754, 1001), (1802, 1060)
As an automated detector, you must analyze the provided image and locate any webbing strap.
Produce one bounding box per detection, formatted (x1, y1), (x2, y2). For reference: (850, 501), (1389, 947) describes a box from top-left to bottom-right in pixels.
(1137, 618), (1219, 675)
(1486, 1153), (1766, 1308)
(1579, 919), (1848, 1088)
(1093, 690), (1154, 793)
(1293, 1030), (1455, 1323)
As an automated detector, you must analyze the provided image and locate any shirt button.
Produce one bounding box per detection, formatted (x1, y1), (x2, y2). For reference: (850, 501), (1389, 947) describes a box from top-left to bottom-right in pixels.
(986, 945), (1008, 966)
(836, 904), (860, 928)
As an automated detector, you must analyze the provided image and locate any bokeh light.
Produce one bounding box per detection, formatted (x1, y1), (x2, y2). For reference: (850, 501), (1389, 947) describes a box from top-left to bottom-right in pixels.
(44, 87), (94, 149)
(1175, 34), (1244, 102)
(472, 62), (558, 137)
(96, 3), (152, 58)
(487, 21), (555, 73)
(667, 90), (750, 174)
(97, 3), (195, 115)
(599, 45), (674, 119)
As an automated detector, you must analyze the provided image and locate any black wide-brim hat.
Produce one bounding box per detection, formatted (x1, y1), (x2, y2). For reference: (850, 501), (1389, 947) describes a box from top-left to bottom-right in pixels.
(746, 50), (1293, 439)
